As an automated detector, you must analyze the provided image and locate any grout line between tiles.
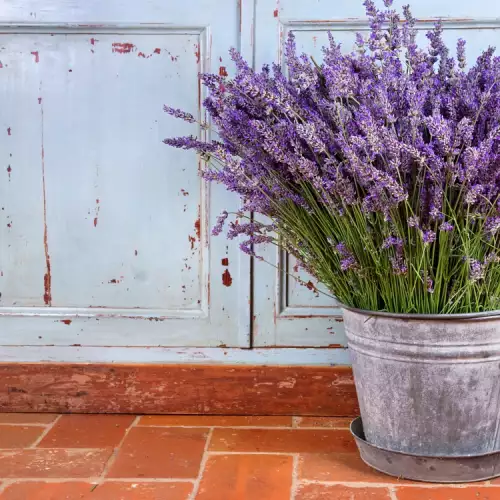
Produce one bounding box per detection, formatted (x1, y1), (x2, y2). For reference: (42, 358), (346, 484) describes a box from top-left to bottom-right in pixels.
(0, 423), (55, 427)
(299, 480), (495, 488)
(290, 454), (299, 500)
(29, 415), (62, 448)
(135, 424), (349, 430)
(91, 415), (140, 489)
(207, 451), (307, 456)
(189, 427), (214, 500)
(388, 486), (398, 500)
(0, 477), (197, 484)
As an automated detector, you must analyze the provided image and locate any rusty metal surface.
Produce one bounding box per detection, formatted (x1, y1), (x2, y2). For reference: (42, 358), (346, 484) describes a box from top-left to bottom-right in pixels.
(344, 308), (500, 457)
(351, 417), (500, 483)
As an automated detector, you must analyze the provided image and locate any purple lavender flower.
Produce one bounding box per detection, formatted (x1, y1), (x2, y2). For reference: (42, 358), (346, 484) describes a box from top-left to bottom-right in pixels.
(162, 0), (500, 314)
(422, 230), (436, 244)
(439, 221), (454, 232)
(212, 211), (229, 236)
(163, 105), (196, 123)
(469, 259), (485, 282)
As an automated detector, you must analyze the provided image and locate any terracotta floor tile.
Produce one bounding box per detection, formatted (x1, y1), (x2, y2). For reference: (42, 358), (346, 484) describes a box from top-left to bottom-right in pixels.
(107, 427), (208, 479)
(0, 413), (58, 424)
(0, 482), (94, 499)
(38, 415), (135, 448)
(296, 484), (392, 500)
(209, 428), (356, 453)
(296, 417), (353, 428)
(299, 452), (414, 483)
(89, 482), (193, 499)
(395, 487), (500, 500)
(139, 415), (292, 427)
(0, 448), (112, 478)
(196, 454), (293, 500)
(0, 425), (46, 448)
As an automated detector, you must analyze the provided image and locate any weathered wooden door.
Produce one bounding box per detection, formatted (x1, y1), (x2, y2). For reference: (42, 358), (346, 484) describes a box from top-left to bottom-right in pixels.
(0, 0), (250, 350)
(252, 0), (500, 355)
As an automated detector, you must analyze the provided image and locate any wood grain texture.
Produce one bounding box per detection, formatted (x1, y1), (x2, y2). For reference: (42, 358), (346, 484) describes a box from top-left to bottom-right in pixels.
(0, 363), (359, 416)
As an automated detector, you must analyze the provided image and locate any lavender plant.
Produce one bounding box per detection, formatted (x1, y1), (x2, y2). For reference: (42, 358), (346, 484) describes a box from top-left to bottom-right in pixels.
(164, 0), (500, 314)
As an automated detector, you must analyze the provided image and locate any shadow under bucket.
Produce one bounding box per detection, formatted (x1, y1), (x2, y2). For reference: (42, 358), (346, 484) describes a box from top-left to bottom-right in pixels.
(350, 417), (500, 483)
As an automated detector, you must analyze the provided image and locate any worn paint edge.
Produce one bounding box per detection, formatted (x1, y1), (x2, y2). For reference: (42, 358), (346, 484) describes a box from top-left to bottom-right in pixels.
(0, 346), (351, 365)
(0, 362), (358, 415)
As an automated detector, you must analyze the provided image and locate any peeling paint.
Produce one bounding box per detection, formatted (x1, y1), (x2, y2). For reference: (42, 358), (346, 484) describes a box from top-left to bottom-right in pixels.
(40, 101), (51, 306)
(194, 44), (200, 64)
(38, 97), (42, 104)
(60, 319), (72, 325)
(219, 66), (228, 77)
(0, 62), (3, 69)
(274, 8), (279, 17)
(188, 235), (196, 250)
(90, 38), (98, 45)
(222, 269), (233, 287)
(6, 165), (11, 181)
(108, 279), (121, 284)
(154, 48), (161, 54)
(31, 51), (39, 63)
(180, 189), (189, 196)
(134, 250), (138, 256)
(221, 258), (229, 266)
(6, 127), (11, 136)
(194, 217), (201, 240)
(93, 199), (100, 227)
(112, 42), (136, 54)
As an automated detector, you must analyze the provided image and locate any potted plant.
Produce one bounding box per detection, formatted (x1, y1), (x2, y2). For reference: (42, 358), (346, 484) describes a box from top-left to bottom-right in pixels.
(164, 0), (500, 482)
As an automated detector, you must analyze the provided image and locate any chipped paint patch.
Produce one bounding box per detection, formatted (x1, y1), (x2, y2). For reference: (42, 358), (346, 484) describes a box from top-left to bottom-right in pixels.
(6, 165), (11, 181)
(60, 319), (72, 325)
(31, 51), (39, 63)
(221, 258), (229, 266)
(222, 269), (233, 287)
(194, 217), (201, 240)
(6, 127), (11, 136)
(40, 101), (51, 306)
(188, 235), (196, 250)
(194, 44), (200, 64)
(154, 48), (161, 54)
(111, 42), (136, 54)
(219, 66), (228, 77)
(274, 8), (279, 17)
(93, 199), (100, 227)
(108, 278), (121, 284)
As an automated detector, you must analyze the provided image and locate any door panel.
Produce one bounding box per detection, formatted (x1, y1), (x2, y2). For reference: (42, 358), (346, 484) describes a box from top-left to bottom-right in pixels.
(0, 1), (250, 347)
(253, 0), (500, 347)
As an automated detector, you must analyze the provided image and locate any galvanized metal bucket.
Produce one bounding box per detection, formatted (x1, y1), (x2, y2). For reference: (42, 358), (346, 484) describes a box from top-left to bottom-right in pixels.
(343, 307), (500, 461)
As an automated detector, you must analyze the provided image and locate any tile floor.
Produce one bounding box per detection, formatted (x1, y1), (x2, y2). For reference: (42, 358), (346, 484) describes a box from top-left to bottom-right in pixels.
(0, 413), (496, 499)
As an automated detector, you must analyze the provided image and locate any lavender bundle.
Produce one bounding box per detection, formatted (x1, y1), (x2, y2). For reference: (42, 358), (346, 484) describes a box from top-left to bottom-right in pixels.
(164, 0), (500, 314)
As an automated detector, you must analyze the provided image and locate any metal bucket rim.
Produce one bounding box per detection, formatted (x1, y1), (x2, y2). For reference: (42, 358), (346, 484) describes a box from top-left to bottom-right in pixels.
(350, 417), (500, 459)
(341, 305), (500, 321)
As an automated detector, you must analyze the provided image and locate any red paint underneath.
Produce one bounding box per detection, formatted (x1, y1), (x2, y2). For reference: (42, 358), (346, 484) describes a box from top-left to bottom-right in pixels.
(188, 235), (196, 251)
(0, 62), (3, 69)
(306, 280), (315, 291)
(109, 279), (120, 284)
(274, 8), (279, 17)
(194, 44), (200, 64)
(221, 258), (229, 266)
(219, 66), (228, 77)
(31, 51), (39, 63)
(194, 218), (201, 240)
(38, 97), (42, 104)
(60, 319), (72, 325)
(222, 269), (233, 287)
(93, 217), (98, 227)
(90, 38), (97, 45)
(154, 48), (161, 54)
(6, 127), (11, 136)
(41, 103), (51, 306)
(112, 43), (136, 54)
